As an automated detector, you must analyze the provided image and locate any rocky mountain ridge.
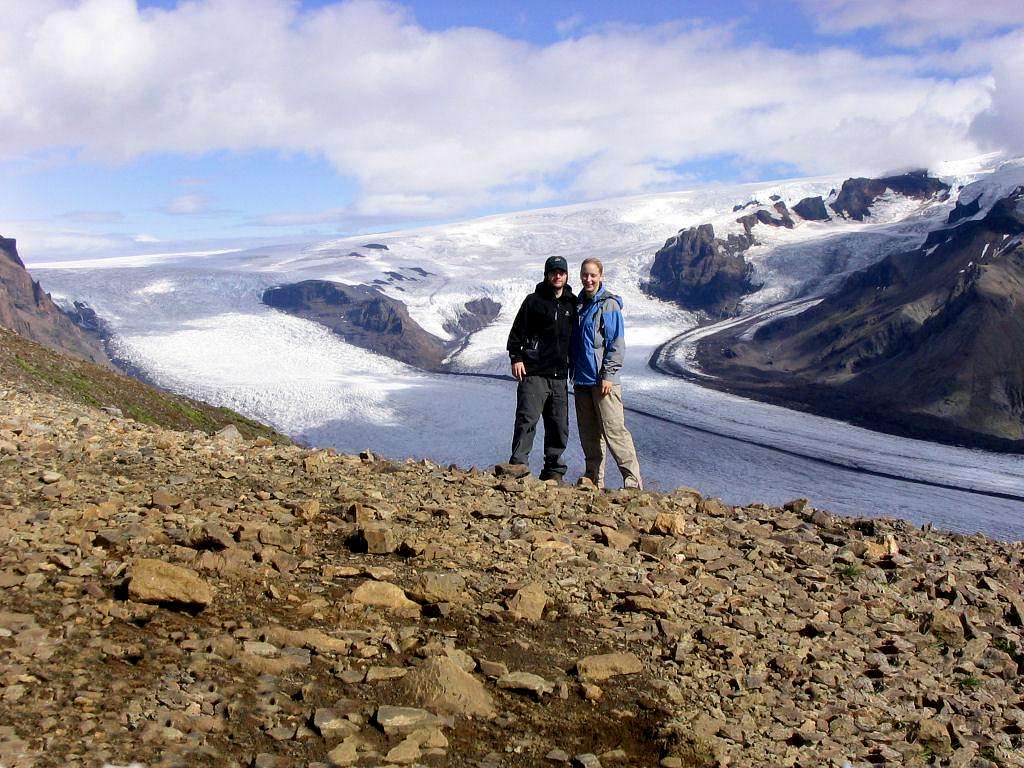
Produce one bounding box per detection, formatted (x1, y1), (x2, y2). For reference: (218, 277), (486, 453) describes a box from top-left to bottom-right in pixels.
(1, 347), (1022, 767)
(695, 186), (1024, 449)
(0, 236), (110, 366)
(644, 171), (950, 318)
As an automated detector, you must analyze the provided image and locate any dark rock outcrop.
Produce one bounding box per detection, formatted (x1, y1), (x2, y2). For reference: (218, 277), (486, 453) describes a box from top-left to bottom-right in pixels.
(443, 298), (502, 337)
(947, 196), (981, 225)
(736, 202), (794, 236)
(645, 224), (759, 317)
(697, 187), (1024, 449)
(263, 280), (449, 369)
(63, 301), (109, 339)
(362, 243), (389, 250)
(263, 281), (500, 371)
(793, 196), (829, 221)
(830, 171), (950, 221)
(0, 236), (109, 366)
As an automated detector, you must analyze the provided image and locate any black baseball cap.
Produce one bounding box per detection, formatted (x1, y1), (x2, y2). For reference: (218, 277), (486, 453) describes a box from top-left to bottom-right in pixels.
(544, 256), (568, 274)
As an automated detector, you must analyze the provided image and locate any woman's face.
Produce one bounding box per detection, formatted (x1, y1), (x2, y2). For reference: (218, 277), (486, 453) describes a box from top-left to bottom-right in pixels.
(580, 263), (602, 294)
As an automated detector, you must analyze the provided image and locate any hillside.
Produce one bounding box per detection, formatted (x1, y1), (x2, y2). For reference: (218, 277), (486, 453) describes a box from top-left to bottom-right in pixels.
(0, 326), (282, 442)
(1, 354), (1023, 766)
(694, 186), (1024, 449)
(0, 236), (109, 366)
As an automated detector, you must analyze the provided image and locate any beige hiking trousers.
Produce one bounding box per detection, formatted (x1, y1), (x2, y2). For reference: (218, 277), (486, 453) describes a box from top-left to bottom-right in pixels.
(574, 384), (642, 489)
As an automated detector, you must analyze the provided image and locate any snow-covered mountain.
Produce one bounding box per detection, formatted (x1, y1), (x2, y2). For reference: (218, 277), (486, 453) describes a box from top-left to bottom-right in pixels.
(26, 153), (1024, 537)
(693, 170), (1024, 450)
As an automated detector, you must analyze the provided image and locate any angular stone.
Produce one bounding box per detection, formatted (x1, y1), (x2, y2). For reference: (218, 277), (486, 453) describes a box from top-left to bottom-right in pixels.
(931, 609), (965, 648)
(150, 488), (182, 509)
(386, 736), (422, 764)
(349, 581), (419, 616)
(359, 523), (398, 554)
(477, 659), (509, 679)
(375, 706), (447, 736)
(365, 666), (407, 682)
(408, 571), (468, 604)
(497, 671), (553, 698)
(314, 709), (360, 741)
(600, 527), (635, 551)
(399, 655), (496, 718)
(917, 718), (952, 757)
(326, 737), (360, 766)
(214, 424), (243, 443)
(127, 558), (213, 608)
(508, 582), (548, 621)
(576, 652), (643, 682)
(409, 726), (448, 749)
(650, 512), (686, 536)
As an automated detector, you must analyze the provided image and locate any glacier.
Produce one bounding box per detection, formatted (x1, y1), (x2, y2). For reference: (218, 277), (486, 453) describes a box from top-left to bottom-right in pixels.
(29, 154), (1024, 539)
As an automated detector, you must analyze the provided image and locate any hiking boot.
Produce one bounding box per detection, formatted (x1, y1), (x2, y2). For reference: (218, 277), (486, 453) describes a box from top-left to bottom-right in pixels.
(538, 470), (565, 484)
(494, 462), (531, 479)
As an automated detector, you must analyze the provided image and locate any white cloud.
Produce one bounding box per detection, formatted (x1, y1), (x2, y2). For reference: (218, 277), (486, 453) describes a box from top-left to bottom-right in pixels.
(55, 210), (125, 223)
(0, 220), (137, 259)
(799, 0), (1024, 46)
(165, 193), (210, 215)
(0, 0), (1020, 222)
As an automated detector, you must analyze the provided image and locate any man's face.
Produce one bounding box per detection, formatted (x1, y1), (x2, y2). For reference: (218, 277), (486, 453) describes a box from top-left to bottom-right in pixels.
(546, 269), (567, 289)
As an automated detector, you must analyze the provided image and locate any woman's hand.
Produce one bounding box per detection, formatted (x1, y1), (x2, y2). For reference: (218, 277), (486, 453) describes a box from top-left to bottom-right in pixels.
(600, 380), (613, 396)
(512, 361), (526, 381)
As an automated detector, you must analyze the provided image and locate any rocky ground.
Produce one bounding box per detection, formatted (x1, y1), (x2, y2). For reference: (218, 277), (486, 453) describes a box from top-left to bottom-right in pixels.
(1, 379), (1023, 767)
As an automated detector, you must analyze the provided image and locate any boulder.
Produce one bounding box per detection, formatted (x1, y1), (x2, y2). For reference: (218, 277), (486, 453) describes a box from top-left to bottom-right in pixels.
(127, 558), (213, 608)
(349, 581), (420, 616)
(399, 655), (496, 718)
(508, 582), (549, 621)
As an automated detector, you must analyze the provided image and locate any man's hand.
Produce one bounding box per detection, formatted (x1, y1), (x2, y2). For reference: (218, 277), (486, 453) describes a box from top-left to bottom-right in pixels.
(512, 361), (526, 381)
(600, 379), (614, 396)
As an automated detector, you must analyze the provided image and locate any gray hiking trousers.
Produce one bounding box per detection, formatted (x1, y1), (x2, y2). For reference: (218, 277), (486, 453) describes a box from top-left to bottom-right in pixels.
(509, 375), (569, 477)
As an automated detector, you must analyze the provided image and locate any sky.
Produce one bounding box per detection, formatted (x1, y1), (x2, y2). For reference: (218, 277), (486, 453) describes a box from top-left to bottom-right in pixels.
(1, 0), (1023, 260)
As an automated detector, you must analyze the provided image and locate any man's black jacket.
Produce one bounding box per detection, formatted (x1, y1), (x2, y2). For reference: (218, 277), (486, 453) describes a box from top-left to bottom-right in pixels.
(506, 281), (577, 379)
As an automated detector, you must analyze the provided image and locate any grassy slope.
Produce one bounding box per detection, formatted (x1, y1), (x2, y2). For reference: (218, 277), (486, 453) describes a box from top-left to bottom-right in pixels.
(0, 326), (285, 442)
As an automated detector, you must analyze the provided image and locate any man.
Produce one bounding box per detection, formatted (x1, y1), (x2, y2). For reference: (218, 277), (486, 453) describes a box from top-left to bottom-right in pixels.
(506, 256), (577, 481)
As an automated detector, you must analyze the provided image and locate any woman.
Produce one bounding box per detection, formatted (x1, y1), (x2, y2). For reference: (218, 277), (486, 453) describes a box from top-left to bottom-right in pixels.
(569, 257), (642, 489)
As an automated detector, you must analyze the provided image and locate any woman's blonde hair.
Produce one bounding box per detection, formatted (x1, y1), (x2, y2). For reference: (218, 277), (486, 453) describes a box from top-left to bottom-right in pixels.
(580, 257), (604, 275)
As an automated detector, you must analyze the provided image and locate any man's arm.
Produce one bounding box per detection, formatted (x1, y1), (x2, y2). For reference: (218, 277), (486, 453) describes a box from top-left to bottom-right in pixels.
(506, 298), (529, 380)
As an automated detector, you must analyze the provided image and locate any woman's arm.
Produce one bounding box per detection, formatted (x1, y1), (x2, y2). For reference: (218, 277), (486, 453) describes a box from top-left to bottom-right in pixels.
(598, 298), (624, 393)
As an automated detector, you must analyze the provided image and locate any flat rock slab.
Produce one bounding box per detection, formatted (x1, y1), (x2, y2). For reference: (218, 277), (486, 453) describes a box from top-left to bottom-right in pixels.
(375, 706), (452, 736)
(350, 580), (420, 616)
(575, 652), (643, 682)
(497, 671), (554, 698)
(128, 558), (213, 608)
